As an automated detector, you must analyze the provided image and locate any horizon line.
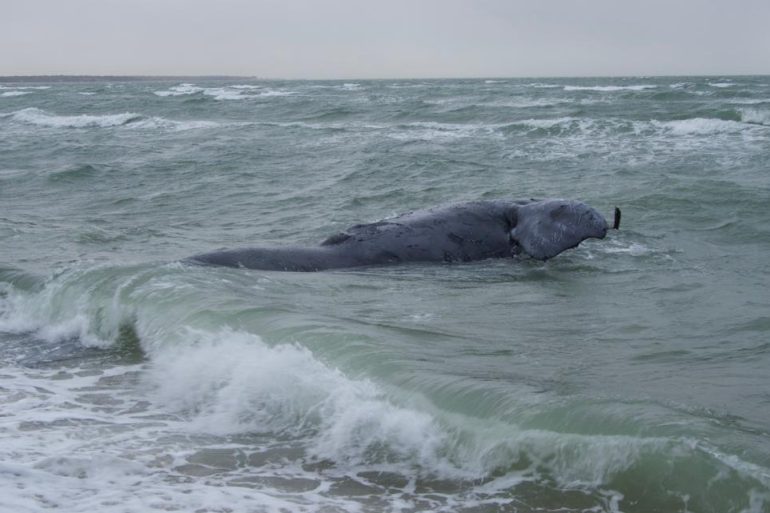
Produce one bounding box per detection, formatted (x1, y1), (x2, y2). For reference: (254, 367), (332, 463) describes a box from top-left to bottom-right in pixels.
(1, 73), (768, 83)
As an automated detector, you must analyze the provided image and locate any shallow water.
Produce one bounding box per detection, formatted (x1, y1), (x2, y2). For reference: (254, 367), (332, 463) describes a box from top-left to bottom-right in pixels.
(1, 76), (769, 512)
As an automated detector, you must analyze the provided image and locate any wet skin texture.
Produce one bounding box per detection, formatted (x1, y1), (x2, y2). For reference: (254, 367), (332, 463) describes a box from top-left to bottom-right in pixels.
(188, 199), (610, 272)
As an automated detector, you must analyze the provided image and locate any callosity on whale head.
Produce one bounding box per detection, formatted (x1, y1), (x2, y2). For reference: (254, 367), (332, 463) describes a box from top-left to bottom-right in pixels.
(511, 199), (609, 260)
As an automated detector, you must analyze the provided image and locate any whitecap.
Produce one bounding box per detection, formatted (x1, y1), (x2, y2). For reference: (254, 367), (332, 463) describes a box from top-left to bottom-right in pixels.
(153, 83), (293, 100)
(387, 121), (500, 141)
(487, 98), (571, 108)
(202, 87), (245, 100)
(653, 117), (752, 135)
(130, 117), (221, 131)
(0, 85), (50, 90)
(9, 108), (141, 129)
(149, 329), (453, 472)
(153, 83), (204, 97)
(564, 85), (657, 92)
(256, 89), (296, 97)
(739, 108), (770, 126)
(708, 82), (736, 88)
(1, 91), (30, 97)
(729, 98), (770, 105)
(514, 117), (597, 132)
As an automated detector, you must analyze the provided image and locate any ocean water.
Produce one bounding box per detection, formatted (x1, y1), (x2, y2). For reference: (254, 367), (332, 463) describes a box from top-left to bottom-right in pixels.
(1, 76), (769, 513)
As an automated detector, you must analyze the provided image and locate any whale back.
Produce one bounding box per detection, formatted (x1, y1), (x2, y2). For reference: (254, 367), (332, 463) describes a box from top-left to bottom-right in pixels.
(511, 199), (609, 260)
(188, 199), (610, 270)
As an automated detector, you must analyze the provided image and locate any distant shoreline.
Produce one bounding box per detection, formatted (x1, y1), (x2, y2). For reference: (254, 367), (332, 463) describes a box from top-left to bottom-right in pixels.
(0, 74), (767, 83)
(0, 75), (258, 83)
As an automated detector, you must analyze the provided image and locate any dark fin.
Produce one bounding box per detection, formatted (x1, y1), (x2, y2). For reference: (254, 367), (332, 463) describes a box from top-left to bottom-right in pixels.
(320, 232), (352, 246)
(613, 207), (621, 230)
(512, 199), (609, 261)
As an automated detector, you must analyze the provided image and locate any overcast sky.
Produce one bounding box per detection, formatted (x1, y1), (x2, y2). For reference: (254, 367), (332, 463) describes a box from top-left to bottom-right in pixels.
(2, 0), (769, 78)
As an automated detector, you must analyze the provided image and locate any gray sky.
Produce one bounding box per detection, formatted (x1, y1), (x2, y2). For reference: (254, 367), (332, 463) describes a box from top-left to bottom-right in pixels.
(2, 0), (769, 78)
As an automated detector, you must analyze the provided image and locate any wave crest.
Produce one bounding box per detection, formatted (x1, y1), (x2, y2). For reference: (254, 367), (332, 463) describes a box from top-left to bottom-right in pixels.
(3, 108), (219, 131)
(564, 85), (657, 92)
(154, 83), (296, 100)
(740, 108), (770, 126)
(8, 107), (141, 128)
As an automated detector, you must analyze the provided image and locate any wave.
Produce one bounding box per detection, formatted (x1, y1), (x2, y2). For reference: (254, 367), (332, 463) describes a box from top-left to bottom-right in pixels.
(202, 87), (249, 100)
(267, 114), (767, 143)
(564, 84), (657, 92)
(708, 82), (736, 88)
(739, 108), (770, 126)
(2, 108), (219, 131)
(0, 85), (50, 90)
(388, 121), (501, 141)
(256, 89), (297, 97)
(1, 91), (31, 97)
(153, 83), (204, 97)
(652, 117), (757, 135)
(485, 97), (572, 108)
(499, 117), (602, 136)
(497, 114), (767, 139)
(7, 107), (141, 128)
(154, 83), (296, 100)
(133, 117), (221, 130)
(1, 265), (769, 511)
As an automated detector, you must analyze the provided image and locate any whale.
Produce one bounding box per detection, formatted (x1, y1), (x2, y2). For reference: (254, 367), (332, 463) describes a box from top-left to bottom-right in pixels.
(187, 198), (616, 272)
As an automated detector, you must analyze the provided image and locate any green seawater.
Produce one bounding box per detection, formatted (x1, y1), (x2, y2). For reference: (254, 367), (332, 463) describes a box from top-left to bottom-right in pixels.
(0, 77), (769, 512)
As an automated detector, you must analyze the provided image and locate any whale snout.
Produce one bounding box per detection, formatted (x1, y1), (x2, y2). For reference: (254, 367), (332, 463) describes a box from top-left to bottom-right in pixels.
(547, 200), (608, 239)
(581, 205), (609, 239)
(512, 199), (611, 260)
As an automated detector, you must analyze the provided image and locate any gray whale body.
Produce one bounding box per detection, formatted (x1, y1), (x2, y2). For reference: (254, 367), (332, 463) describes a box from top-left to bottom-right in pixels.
(188, 199), (610, 271)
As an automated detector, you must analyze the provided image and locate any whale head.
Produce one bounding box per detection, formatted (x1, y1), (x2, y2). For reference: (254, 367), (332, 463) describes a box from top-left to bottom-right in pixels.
(511, 199), (609, 260)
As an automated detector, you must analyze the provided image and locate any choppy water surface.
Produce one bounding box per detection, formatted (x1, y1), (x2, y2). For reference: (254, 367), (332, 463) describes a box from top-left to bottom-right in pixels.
(1, 76), (769, 512)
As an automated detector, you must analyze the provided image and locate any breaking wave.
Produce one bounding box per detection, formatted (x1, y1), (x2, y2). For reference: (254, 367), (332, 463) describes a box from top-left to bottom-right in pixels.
(2, 108), (219, 131)
(0, 264), (768, 512)
(652, 117), (757, 135)
(740, 108), (770, 126)
(6, 108), (141, 128)
(564, 84), (657, 92)
(153, 83), (295, 100)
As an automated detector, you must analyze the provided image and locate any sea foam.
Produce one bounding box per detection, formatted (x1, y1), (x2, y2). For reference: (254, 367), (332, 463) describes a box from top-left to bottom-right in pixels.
(653, 117), (753, 135)
(0, 85), (50, 90)
(3, 108), (218, 131)
(149, 329), (451, 469)
(564, 85), (657, 92)
(740, 108), (770, 126)
(9, 108), (140, 128)
(708, 82), (736, 88)
(153, 83), (204, 97)
(153, 83), (294, 100)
